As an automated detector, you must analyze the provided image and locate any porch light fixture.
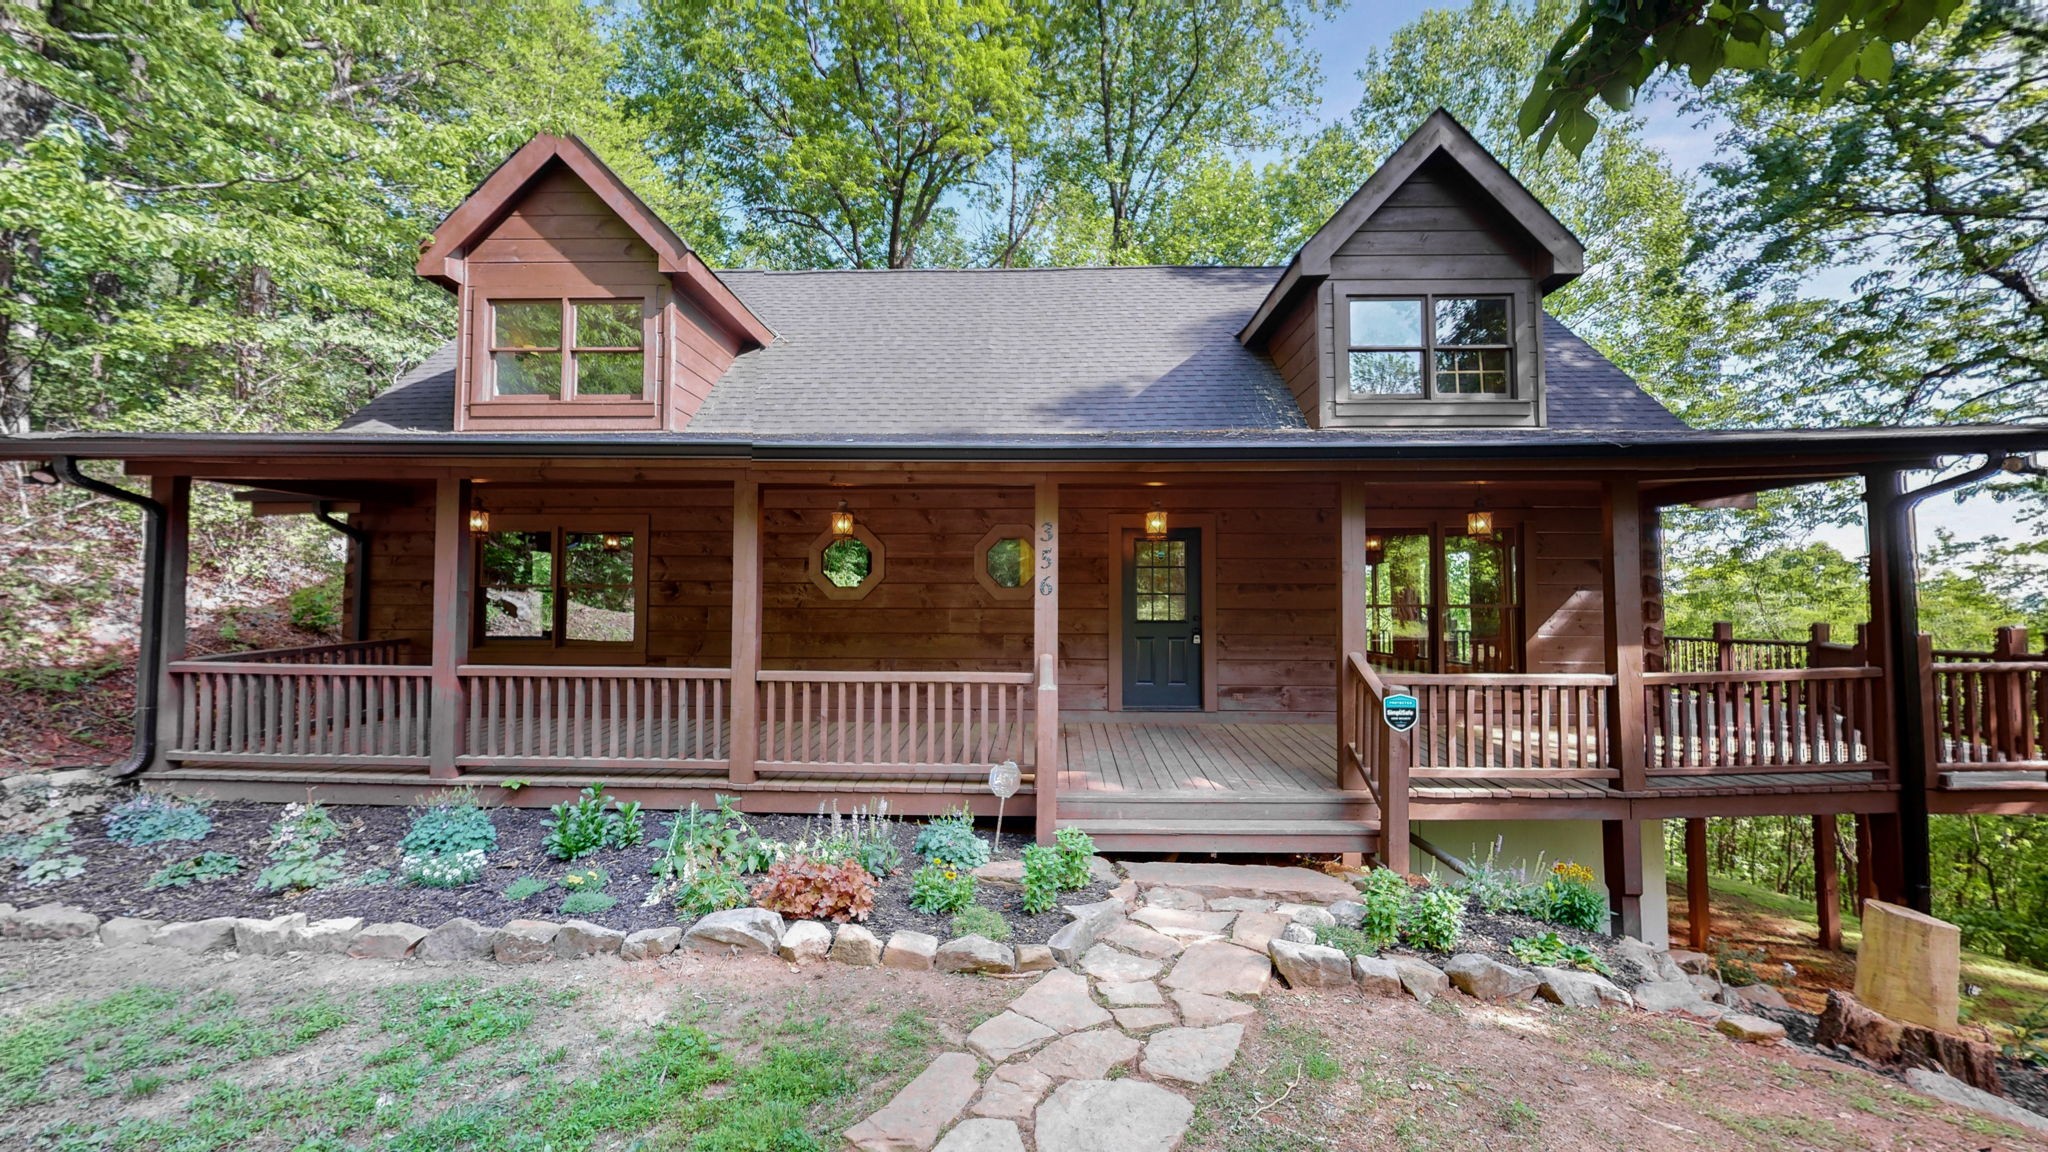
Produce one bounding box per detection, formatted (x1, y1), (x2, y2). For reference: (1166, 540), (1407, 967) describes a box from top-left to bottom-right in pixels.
(830, 500), (855, 541)
(1365, 534), (1385, 566)
(601, 532), (626, 553)
(1466, 493), (1493, 542)
(1144, 504), (1169, 541)
(467, 505), (490, 537)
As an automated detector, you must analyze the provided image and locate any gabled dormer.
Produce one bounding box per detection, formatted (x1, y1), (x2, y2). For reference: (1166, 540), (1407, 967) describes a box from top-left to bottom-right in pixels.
(416, 135), (772, 433)
(1241, 109), (1584, 430)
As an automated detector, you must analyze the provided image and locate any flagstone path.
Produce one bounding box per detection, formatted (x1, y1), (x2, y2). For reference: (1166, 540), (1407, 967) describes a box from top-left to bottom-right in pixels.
(844, 873), (1287, 1152)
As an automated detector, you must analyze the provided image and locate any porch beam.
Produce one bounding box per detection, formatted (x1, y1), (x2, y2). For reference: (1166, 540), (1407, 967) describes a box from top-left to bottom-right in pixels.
(1034, 478), (1060, 844)
(428, 475), (473, 780)
(730, 477), (762, 784)
(1337, 478), (1368, 792)
(1685, 816), (1710, 950)
(150, 475), (192, 773)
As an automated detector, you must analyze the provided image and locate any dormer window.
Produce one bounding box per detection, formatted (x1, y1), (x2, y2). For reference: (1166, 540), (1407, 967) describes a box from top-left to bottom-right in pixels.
(489, 299), (648, 400)
(1342, 295), (1512, 400)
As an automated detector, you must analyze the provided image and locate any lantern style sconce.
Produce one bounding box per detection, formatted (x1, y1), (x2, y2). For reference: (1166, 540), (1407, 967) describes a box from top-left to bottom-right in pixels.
(601, 532), (625, 554)
(830, 500), (855, 541)
(1365, 534), (1385, 567)
(1144, 504), (1169, 541)
(1466, 494), (1494, 542)
(467, 506), (490, 536)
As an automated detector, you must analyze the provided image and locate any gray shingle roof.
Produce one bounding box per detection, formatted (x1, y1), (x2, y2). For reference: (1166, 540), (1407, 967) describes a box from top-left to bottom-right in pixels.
(339, 265), (1684, 438)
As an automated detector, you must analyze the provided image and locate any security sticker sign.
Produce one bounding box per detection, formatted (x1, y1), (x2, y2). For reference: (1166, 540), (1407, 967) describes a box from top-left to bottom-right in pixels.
(1383, 693), (1419, 733)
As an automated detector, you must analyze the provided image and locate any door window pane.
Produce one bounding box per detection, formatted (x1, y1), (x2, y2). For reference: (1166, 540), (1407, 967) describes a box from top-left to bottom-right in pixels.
(1445, 533), (1517, 672)
(1134, 540), (1188, 622)
(481, 530), (555, 639)
(1349, 351), (1424, 396)
(1349, 299), (1423, 346)
(1365, 533), (1432, 672)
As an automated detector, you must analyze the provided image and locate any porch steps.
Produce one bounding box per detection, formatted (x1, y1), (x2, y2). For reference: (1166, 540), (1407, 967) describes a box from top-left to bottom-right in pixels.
(1059, 817), (1380, 855)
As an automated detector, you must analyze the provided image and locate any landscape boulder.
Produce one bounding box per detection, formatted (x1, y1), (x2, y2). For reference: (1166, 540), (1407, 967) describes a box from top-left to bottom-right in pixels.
(1444, 954), (1539, 1001)
(829, 924), (883, 966)
(937, 934), (1015, 974)
(299, 917), (366, 954)
(1046, 919), (1097, 966)
(349, 922), (428, 960)
(1327, 900), (1366, 928)
(1723, 983), (1790, 1012)
(3, 904), (101, 941)
(1353, 955), (1403, 997)
(1632, 979), (1723, 1017)
(1716, 1013), (1788, 1044)
(1014, 944), (1056, 972)
(98, 917), (162, 948)
(235, 914), (309, 957)
(553, 919), (626, 959)
(492, 920), (560, 964)
(684, 908), (785, 954)
(418, 917), (494, 961)
(621, 927), (683, 961)
(1268, 939), (1353, 989)
(778, 920), (833, 964)
(1815, 990), (2003, 1095)
(1535, 967), (1634, 1010)
(883, 930), (940, 970)
(152, 918), (238, 954)
(1392, 957), (1449, 1004)
(1613, 936), (1684, 985)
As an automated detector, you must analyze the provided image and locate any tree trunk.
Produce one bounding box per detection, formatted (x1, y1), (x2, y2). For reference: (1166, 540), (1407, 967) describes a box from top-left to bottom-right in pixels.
(0, 0), (52, 434)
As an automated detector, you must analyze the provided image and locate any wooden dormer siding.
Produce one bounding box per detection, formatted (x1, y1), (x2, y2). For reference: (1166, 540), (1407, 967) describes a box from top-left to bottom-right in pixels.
(417, 135), (770, 434)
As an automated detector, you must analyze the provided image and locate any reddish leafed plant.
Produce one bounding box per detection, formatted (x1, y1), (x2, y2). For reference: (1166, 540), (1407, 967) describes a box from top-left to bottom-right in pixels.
(750, 857), (875, 923)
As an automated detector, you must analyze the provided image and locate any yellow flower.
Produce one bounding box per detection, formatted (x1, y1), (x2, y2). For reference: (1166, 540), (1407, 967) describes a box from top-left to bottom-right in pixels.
(1552, 861), (1595, 886)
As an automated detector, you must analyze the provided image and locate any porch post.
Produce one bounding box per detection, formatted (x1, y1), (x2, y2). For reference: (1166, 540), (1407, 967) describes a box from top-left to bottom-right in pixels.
(729, 477), (761, 784)
(1866, 466), (1929, 911)
(150, 475), (191, 773)
(428, 475), (473, 780)
(1337, 477), (1368, 792)
(1601, 479), (1648, 938)
(1815, 814), (1843, 951)
(1034, 478), (1061, 844)
(1684, 817), (1710, 950)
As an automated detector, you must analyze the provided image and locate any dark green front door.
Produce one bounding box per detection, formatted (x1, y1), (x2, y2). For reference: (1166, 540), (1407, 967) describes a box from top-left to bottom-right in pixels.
(1122, 529), (1202, 710)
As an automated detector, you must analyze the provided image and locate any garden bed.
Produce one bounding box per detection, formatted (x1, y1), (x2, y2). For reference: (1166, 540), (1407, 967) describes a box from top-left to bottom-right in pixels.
(0, 795), (1108, 944)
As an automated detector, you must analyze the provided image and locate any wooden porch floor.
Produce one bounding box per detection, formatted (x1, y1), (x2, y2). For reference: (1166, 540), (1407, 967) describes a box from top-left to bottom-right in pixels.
(1059, 720), (1338, 796)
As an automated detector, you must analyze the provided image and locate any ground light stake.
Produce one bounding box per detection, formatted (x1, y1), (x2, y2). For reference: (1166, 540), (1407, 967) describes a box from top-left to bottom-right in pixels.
(989, 760), (1021, 854)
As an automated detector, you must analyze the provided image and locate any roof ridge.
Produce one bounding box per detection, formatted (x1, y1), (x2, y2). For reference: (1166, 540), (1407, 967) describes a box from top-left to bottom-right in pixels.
(716, 264), (1286, 276)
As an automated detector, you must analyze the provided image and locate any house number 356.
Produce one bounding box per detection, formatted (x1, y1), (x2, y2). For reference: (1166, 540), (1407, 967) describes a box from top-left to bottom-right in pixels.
(1038, 521), (1055, 596)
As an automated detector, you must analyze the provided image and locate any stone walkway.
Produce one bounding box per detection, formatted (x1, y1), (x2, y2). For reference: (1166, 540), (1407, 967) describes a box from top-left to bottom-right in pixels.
(844, 864), (1317, 1152)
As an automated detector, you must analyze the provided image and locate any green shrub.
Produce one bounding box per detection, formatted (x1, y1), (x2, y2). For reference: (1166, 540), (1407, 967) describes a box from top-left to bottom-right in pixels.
(1314, 924), (1377, 958)
(24, 855), (84, 885)
(542, 785), (641, 861)
(400, 789), (498, 857)
(1052, 827), (1096, 891)
(103, 793), (212, 846)
(913, 813), (989, 870)
(255, 802), (346, 893)
(287, 578), (343, 634)
(1020, 844), (1062, 914)
(501, 875), (547, 902)
(147, 852), (243, 890)
(1402, 885), (1466, 953)
(560, 890), (618, 916)
(1354, 867), (1409, 952)
(908, 861), (976, 915)
(1540, 863), (1608, 933)
(676, 862), (750, 917)
(1508, 931), (1611, 975)
(951, 905), (1011, 942)
(0, 818), (77, 877)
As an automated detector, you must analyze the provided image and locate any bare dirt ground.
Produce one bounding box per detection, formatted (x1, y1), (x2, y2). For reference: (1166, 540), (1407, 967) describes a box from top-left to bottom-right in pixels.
(1187, 985), (2048, 1152)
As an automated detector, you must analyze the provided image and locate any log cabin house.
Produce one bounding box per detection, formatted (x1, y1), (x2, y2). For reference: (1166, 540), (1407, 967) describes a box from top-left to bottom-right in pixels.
(8, 111), (2047, 947)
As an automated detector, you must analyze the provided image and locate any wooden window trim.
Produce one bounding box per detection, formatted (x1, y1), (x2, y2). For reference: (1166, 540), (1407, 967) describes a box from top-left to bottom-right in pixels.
(807, 524), (885, 601)
(1335, 289), (1519, 404)
(470, 513), (649, 664)
(973, 523), (1034, 602)
(1362, 516), (1525, 673)
(480, 296), (654, 405)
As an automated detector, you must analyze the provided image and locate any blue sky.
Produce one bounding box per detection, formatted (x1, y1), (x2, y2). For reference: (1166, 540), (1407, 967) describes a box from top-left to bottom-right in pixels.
(1298, 0), (2024, 563)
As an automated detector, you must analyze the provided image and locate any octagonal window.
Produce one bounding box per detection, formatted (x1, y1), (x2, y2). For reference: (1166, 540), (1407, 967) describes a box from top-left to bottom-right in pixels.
(808, 524), (885, 600)
(974, 524), (1034, 601)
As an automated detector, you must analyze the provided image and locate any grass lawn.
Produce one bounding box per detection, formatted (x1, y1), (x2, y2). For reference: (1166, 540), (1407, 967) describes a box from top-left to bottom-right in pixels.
(0, 942), (1010, 1151)
(1671, 870), (2048, 1039)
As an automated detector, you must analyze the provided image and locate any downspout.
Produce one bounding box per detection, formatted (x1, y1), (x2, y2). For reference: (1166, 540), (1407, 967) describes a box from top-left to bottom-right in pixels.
(1870, 454), (2018, 913)
(314, 501), (370, 643)
(50, 457), (165, 779)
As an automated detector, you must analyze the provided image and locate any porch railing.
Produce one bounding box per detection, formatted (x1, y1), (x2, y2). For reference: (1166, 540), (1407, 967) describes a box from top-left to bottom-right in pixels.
(457, 666), (731, 772)
(1398, 672), (1618, 782)
(169, 656), (432, 766)
(1343, 652), (1409, 871)
(756, 670), (1035, 777)
(1933, 658), (2048, 774)
(185, 638), (414, 666)
(1642, 667), (1885, 777)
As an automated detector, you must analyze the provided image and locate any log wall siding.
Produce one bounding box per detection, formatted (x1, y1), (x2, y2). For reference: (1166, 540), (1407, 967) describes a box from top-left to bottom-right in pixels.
(1328, 160), (1542, 280)
(349, 479), (1612, 712)
(1270, 293), (1322, 429)
(458, 166), (739, 433)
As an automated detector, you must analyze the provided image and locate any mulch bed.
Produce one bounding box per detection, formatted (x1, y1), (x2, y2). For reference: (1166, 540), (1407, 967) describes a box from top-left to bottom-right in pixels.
(0, 799), (1107, 943)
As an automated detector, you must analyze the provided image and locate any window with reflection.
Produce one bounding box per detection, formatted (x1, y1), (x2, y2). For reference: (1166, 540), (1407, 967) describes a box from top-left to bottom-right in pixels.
(1342, 294), (1513, 401)
(489, 299), (645, 400)
(475, 525), (640, 649)
(1364, 526), (1520, 673)
(984, 536), (1025, 588)
(1134, 538), (1189, 621)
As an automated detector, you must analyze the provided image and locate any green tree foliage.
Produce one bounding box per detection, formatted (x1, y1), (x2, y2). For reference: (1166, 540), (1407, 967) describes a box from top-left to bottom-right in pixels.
(625, 0), (1038, 269)
(0, 0), (669, 436)
(1521, 0), (1965, 154)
